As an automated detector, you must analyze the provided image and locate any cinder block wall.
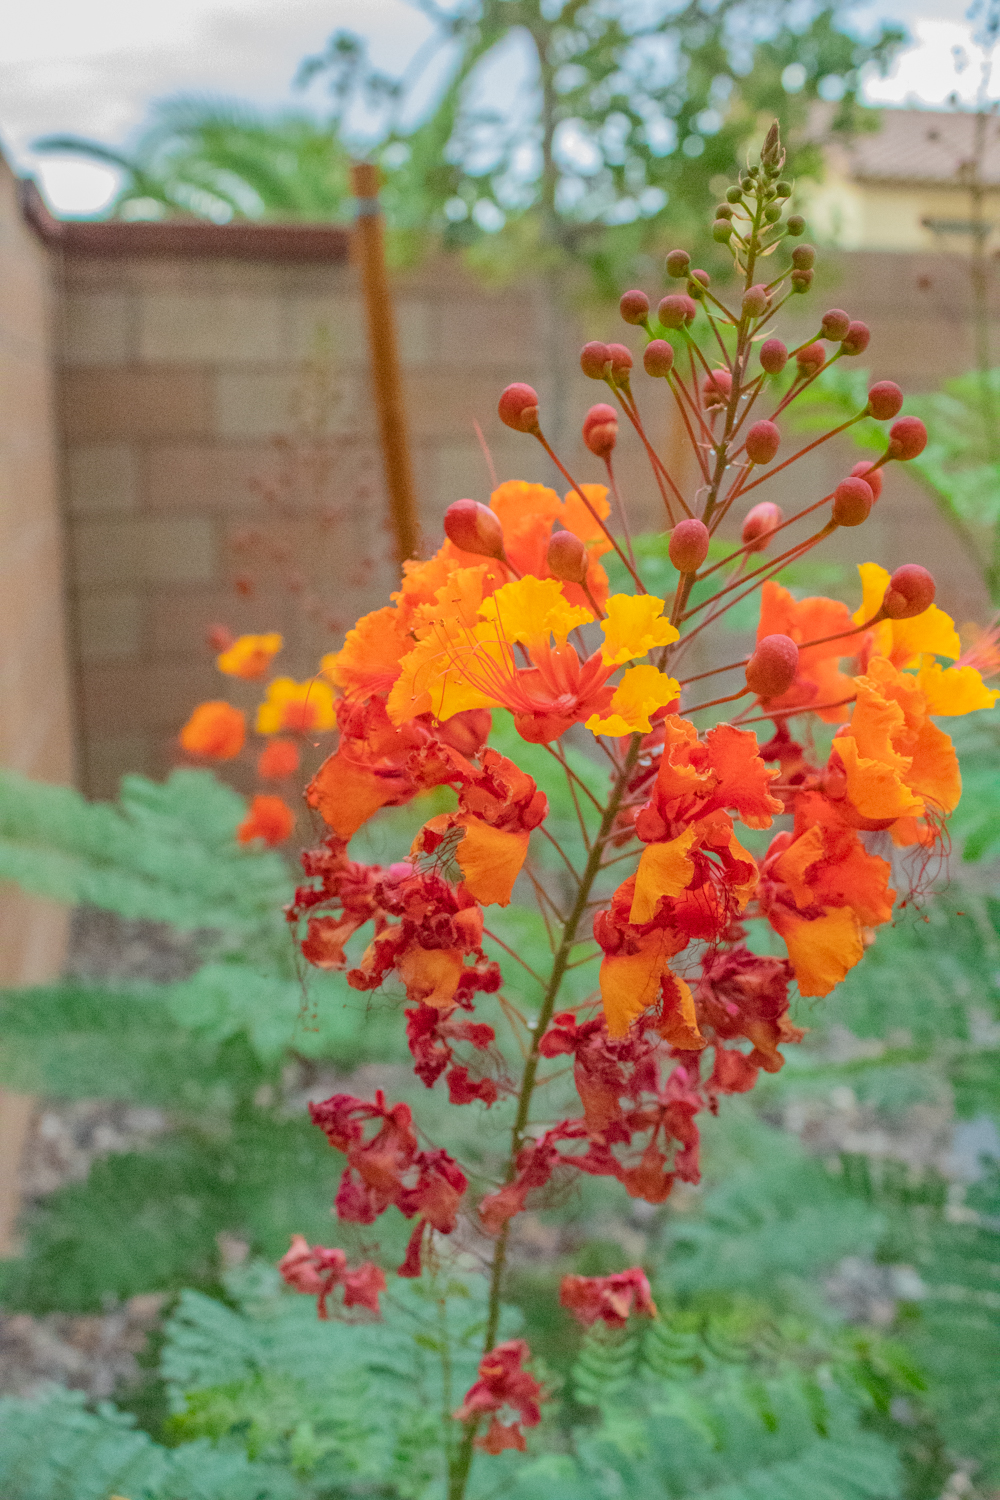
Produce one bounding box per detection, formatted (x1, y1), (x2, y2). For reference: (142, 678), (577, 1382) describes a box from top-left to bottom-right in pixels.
(0, 158), (75, 975)
(45, 226), (994, 798)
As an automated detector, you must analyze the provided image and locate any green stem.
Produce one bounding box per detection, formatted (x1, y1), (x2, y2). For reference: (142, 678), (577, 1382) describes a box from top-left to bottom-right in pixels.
(447, 735), (642, 1500)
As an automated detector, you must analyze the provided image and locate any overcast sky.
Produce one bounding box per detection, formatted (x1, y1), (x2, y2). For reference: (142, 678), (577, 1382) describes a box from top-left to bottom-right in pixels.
(0, 0), (988, 215)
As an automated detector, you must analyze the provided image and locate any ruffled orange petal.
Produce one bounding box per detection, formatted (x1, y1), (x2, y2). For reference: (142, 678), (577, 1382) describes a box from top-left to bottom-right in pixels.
(397, 947), (465, 1008)
(306, 750), (402, 839)
(454, 817), (530, 907)
(658, 970), (705, 1050)
(630, 827), (699, 924)
(705, 723), (782, 829)
(600, 932), (678, 1038)
(776, 904), (864, 998)
(322, 607), (413, 700)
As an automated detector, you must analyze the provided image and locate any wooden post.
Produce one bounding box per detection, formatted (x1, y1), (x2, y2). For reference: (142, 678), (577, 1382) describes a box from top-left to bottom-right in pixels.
(351, 162), (420, 566)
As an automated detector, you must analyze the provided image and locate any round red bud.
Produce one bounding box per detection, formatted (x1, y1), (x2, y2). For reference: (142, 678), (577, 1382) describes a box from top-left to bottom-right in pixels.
(444, 499), (505, 559)
(745, 634), (799, 698)
(547, 529), (589, 585)
(820, 308), (851, 341)
(668, 518), (710, 573)
(607, 343), (633, 383)
(620, 289), (650, 325)
(665, 248), (691, 278)
(746, 419), (781, 465)
(867, 381), (904, 421)
(796, 342), (826, 375)
(887, 415), (927, 461)
(841, 320), (870, 355)
(657, 293), (697, 330)
(498, 382), (540, 433)
(580, 340), (612, 379)
(690, 268), (710, 288)
(791, 243), (816, 270)
(790, 268), (814, 293)
(881, 564), (935, 619)
(760, 338), (788, 374)
(742, 283), (769, 319)
(702, 368), (732, 409)
(831, 476), (874, 527)
(583, 402), (619, 458)
(644, 339), (675, 377)
(742, 501), (784, 552)
(851, 460), (882, 501)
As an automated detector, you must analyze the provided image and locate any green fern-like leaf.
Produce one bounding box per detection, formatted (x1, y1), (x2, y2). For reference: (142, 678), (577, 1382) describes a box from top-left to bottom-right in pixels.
(0, 1386), (297, 1500)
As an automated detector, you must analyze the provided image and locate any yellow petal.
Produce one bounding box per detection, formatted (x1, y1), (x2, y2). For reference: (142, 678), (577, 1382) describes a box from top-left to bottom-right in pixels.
(782, 905), (864, 998)
(454, 818), (530, 907)
(387, 620), (508, 724)
(479, 575), (592, 649)
(600, 594), (678, 666)
(915, 659), (1000, 716)
(586, 665), (680, 737)
(890, 605), (961, 666)
(630, 826), (699, 924)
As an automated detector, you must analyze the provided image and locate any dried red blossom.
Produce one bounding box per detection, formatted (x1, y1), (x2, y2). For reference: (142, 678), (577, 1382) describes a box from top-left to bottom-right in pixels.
(278, 1234), (386, 1318)
(560, 1267), (657, 1328)
(455, 1339), (546, 1452)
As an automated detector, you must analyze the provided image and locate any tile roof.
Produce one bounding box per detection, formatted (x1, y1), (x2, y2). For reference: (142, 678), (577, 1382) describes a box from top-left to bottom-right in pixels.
(844, 107), (1000, 187)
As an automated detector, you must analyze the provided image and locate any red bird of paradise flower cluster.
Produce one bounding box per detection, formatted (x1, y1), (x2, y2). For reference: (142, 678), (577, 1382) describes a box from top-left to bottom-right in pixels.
(173, 124), (997, 1499)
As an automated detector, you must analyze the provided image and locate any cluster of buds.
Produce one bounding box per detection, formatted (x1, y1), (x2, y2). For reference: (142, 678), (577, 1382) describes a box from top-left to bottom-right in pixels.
(172, 121), (997, 1500)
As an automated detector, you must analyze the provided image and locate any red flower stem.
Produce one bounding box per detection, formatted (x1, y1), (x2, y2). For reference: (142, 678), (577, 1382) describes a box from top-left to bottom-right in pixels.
(682, 523), (836, 622)
(536, 825), (583, 886)
(726, 413), (868, 501)
(683, 685), (750, 714)
(449, 737), (642, 1500)
(734, 694), (857, 726)
(611, 386), (690, 520)
(677, 530), (832, 650)
(542, 743), (604, 812)
(704, 309), (735, 369)
(603, 455), (637, 567)
(697, 491), (837, 579)
(727, 373), (766, 441)
(668, 371), (714, 471)
(534, 434), (648, 591)
(676, 611), (881, 690)
(549, 747), (594, 851)
(770, 348), (844, 420)
(482, 929), (546, 987)
(582, 580), (606, 621)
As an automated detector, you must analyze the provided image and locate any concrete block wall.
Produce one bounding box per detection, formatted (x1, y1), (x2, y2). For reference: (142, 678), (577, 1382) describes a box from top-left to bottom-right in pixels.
(35, 214), (1000, 799)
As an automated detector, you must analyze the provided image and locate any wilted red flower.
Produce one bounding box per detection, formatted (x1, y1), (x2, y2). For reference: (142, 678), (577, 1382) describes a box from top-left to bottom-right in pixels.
(278, 1233), (386, 1318)
(559, 1266), (657, 1328)
(455, 1339), (546, 1452)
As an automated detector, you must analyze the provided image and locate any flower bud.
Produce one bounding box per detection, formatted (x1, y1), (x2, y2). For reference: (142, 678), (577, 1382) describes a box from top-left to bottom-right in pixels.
(763, 202), (783, 223)
(745, 419), (781, 465)
(498, 382), (540, 433)
(688, 269), (710, 298)
(619, 289), (650, 325)
(580, 341), (612, 379)
(726, 185), (743, 204)
(820, 308), (851, 341)
(643, 339), (675, 377)
(786, 214), (805, 235)
(790, 269), (813, 293)
(746, 634), (799, 698)
(444, 499), (505, 559)
(742, 501), (783, 552)
(881, 564), (935, 619)
(887, 415), (927, 460)
(668, 518), (710, 573)
(742, 283), (769, 318)
(715, 203), (734, 220)
(547, 528), (589, 585)
(583, 402), (618, 458)
(791, 243), (815, 270)
(831, 476), (874, 527)
(867, 381), (904, 421)
(702, 368), (732, 409)
(607, 343), (633, 386)
(851, 460), (882, 501)
(665, 248), (691, 278)
(713, 218), (733, 242)
(841, 320), (870, 356)
(774, 180), (792, 198)
(657, 293), (697, 330)
(796, 342), (826, 376)
(759, 338), (788, 374)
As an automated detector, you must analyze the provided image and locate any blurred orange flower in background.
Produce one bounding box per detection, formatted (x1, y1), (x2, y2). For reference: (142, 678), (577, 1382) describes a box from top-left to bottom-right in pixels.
(217, 632), (283, 679)
(179, 701), (246, 759)
(238, 794), (295, 846)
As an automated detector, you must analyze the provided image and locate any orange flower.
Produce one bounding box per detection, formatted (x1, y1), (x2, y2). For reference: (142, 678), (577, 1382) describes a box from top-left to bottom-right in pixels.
(489, 479), (613, 609)
(237, 794), (295, 846)
(755, 581), (860, 721)
(760, 800), (895, 997)
(257, 677), (336, 735)
(179, 701), (245, 759)
(216, 632), (282, 680)
(831, 655), (960, 833)
(257, 738), (300, 780)
(388, 575), (678, 745)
